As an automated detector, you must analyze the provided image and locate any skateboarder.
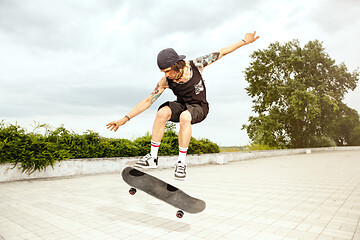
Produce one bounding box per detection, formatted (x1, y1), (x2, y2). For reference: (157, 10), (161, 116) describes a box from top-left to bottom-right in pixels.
(107, 31), (259, 180)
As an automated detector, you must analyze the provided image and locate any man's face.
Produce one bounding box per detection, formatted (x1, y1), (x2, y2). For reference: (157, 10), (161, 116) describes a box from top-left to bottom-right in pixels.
(161, 67), (179, 80)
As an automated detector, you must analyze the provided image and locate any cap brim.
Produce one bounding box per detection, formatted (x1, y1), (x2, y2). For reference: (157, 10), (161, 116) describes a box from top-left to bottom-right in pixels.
(178, 55), (186, 60)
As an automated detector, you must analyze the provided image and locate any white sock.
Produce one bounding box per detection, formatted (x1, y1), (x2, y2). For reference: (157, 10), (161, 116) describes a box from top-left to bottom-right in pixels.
(150, 140), (160, 159)
(178, 146), (188, 164)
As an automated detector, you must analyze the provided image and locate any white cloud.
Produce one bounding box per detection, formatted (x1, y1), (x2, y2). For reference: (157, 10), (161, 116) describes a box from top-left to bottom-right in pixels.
(1, 0), (359, 146)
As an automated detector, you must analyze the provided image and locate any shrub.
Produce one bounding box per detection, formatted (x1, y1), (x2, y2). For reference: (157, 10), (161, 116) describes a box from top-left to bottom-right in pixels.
(0, 121), (220, 173)
(244, 143), (280, 151)
(0, 122), (63, 173)
(308, 135), (337, 148)
(188, 137), (220, 154)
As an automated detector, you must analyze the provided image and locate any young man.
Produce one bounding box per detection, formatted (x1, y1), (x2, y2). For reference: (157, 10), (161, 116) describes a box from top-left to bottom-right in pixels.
(107, 31), (259, 180)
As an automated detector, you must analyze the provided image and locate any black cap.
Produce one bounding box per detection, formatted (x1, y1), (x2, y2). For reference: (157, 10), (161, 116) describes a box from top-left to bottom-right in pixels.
(157, 48), (186, 70)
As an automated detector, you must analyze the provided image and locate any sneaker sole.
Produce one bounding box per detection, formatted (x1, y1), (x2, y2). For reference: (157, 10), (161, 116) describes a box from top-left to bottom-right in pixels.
(174, 176), (186, 181)
(134, 164), (158, 169)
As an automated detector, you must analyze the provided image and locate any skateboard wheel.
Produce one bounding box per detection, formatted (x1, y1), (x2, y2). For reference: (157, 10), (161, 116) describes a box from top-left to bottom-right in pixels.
(176, 210), (184, 218)
(129, 188), (137, 195)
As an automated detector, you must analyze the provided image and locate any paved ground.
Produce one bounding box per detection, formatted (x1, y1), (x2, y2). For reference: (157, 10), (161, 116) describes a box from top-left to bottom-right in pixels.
(0, 150), (360, 240)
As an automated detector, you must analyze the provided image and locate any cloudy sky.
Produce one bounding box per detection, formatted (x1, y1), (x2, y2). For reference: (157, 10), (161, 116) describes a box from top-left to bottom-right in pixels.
(1, 0), (359, 146)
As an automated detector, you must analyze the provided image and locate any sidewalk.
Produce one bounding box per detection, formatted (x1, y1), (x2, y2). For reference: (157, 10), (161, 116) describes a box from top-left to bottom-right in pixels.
(1, 151), (359, 240)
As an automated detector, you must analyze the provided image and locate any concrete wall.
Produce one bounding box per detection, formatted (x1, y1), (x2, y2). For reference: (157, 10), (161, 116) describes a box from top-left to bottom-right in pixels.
(1, 146), (360, 182)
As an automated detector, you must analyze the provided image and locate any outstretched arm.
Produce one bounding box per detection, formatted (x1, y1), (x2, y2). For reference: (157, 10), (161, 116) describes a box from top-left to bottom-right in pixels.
(194, 31), (260, 71)
(106, 77), (168, 132)
(218, 31), (259, 58)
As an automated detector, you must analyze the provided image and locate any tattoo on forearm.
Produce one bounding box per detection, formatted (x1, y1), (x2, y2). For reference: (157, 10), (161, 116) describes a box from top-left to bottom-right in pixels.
(151, 84), (162, 103)
(194, 52), (220, 69)
(152, 84), (160, 95)
(151, 94), (161, 104)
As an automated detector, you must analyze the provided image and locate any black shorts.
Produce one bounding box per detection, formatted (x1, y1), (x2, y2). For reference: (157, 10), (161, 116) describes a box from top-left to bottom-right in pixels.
(158, 101), (209, 125)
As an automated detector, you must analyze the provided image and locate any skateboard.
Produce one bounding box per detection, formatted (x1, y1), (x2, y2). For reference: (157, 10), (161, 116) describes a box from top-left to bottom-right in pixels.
(121, 166), (206, 218)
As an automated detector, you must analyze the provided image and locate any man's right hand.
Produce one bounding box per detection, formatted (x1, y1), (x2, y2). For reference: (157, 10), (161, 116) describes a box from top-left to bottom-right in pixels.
(106, 118), (128, 132)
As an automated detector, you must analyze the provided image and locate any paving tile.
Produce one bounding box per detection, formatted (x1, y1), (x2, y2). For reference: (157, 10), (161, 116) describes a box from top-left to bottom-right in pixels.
(0, 150), (360, 239)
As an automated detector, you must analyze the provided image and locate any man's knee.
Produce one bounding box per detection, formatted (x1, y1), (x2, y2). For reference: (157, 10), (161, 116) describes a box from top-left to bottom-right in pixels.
(156, 106), (171, 122)
(179, 111), (192, 125)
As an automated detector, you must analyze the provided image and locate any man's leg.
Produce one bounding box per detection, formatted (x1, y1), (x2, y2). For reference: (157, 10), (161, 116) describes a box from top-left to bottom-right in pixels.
(150, 106), (172, 159)
(178, 110), (192, 152)
(174, 110), (192, 180)
(152, 106), (172, 143)
(135, 106), (171, 169)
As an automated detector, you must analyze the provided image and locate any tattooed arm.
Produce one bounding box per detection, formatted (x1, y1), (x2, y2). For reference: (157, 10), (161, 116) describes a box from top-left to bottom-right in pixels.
(150, 77), (168, 103)
(106, 77), (168, 132)
(194, 31), (260, 72)
(193, 52), (221, 72)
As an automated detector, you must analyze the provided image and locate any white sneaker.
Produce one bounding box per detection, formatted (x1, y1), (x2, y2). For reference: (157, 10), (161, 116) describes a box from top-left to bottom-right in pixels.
(134, 154), (158, 169)
(174, 161), (186, 181)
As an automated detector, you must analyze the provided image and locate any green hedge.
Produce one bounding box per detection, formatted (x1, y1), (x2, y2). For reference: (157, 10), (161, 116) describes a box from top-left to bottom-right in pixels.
(0, 121), (219, 174)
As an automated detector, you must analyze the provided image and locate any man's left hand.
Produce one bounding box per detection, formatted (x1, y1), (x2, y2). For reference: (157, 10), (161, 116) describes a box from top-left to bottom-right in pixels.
(244, 31), (260, 44)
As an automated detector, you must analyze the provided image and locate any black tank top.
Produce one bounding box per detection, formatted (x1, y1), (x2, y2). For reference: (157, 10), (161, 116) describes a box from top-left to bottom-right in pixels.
(166, 61), (209, 110)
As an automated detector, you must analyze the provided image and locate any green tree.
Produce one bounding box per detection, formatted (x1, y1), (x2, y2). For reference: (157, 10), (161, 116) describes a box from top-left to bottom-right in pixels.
(242, 39), (359, 148)
(350, 126), (360, 146)
(329, 103), (360, 146)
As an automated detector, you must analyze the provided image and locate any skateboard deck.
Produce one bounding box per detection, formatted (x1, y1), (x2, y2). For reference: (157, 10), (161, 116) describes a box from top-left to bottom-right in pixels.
(121, 167), (206, 218)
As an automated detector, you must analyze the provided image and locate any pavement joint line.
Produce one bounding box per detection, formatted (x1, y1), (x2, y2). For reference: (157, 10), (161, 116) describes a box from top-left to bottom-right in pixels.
(0, 150), (360, 240)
